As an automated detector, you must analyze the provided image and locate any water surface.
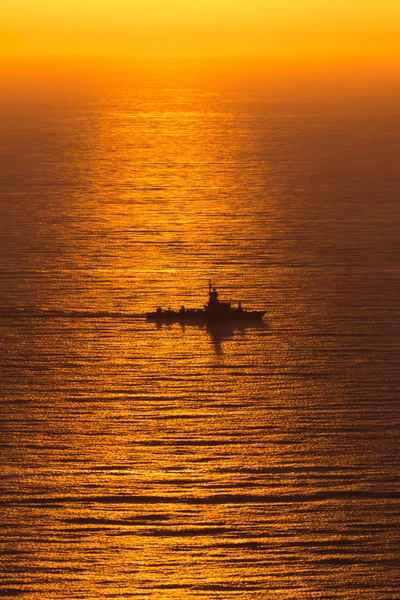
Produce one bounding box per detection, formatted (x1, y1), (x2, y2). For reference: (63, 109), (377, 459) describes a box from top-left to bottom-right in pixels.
(0, 70), (399, 598)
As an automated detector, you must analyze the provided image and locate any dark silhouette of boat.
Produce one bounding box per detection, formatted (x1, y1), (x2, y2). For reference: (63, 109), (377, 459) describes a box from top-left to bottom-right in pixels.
(146, 282), (266, 322)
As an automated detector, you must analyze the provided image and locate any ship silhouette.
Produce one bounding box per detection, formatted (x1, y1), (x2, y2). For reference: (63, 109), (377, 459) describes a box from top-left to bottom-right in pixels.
(146, 282), (266, 322)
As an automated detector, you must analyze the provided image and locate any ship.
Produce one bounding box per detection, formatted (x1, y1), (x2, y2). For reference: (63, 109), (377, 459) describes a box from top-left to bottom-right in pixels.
(146, 282), (266, 322)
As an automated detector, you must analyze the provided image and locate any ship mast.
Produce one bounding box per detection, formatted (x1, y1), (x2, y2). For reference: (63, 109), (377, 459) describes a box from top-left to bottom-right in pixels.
(208, 281), (219, 305)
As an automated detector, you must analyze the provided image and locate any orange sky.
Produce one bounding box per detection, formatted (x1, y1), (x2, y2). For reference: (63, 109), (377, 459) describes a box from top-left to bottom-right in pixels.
(1, 0), (400, 68)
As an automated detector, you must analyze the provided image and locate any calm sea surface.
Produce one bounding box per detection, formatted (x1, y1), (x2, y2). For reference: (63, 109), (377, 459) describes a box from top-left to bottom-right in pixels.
(0, 69), (399, 599)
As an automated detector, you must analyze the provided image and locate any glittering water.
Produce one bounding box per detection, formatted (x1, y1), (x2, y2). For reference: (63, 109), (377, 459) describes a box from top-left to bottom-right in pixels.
(0, 70), (399, 599)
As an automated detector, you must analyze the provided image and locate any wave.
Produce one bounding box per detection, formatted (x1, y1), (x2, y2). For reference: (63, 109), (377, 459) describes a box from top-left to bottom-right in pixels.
(0, 307), (142, 320)
(2, 490), (399, 507)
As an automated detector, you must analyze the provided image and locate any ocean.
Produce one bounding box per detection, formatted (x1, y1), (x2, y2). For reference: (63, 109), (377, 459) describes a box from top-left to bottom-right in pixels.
(0, 67), (399, 598)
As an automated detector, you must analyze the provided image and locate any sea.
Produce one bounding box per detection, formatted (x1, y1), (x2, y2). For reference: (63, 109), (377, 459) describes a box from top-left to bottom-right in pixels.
(0, 66), (399, 599)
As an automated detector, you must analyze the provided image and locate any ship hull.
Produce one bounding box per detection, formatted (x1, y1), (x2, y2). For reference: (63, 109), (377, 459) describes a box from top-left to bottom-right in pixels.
(146, 310), (266, 322)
